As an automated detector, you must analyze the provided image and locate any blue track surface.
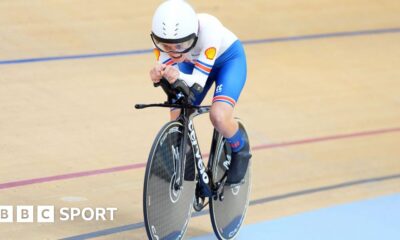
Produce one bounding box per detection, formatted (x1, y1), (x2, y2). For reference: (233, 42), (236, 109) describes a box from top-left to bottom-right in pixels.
(191, 193), (400, 240)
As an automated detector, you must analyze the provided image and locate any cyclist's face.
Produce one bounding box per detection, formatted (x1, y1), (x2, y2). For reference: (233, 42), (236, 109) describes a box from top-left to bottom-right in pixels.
(165, 50), (186, 63)
(169, 54), (186, 63)
(159, 40), (193, 53)
(160, 43), (183, 53)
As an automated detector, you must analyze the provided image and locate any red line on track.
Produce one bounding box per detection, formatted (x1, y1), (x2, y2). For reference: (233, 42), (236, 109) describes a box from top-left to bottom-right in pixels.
(252, 127), (400, 150)
(1, 127), (399, 190)
(0, 163), (145, 190)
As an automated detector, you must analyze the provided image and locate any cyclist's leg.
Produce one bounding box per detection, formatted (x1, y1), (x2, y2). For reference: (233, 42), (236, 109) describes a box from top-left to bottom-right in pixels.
(208, 41), (251, 185)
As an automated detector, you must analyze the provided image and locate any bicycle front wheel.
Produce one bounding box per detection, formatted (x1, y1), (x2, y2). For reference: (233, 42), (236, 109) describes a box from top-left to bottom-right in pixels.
(209, 120), (252, 240)
(143, 121), (196, 240)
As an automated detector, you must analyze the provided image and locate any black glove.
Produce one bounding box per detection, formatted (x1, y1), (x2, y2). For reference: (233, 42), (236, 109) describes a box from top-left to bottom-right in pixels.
(155, 78), (204, 104)
(172, 79), (197, 104)
(171, 79), (189, 96)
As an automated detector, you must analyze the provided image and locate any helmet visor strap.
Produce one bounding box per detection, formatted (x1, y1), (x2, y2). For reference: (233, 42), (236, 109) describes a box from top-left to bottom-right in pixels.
(151, 33), (197, 54)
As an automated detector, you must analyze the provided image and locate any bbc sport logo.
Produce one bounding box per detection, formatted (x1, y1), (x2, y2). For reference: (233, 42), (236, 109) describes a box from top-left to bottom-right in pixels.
(0, 205), (117, 223)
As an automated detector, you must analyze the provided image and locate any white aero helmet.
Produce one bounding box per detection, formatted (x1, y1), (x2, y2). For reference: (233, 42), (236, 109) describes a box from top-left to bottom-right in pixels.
(151, 0), (198, 53)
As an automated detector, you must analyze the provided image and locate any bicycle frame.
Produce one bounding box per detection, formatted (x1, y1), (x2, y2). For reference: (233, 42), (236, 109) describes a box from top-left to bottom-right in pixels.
(135, 78), (228, 199)
(135, 102), (212, 191)
(139, 79), (251, 240)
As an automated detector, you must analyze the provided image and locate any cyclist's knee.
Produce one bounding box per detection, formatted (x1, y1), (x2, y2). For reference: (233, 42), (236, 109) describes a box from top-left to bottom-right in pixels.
(209, 103), (233, 129)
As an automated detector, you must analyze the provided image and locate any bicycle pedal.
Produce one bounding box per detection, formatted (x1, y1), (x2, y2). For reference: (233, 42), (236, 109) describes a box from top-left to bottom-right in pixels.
(193, 202), (203, 212)
(193, 197), (207, 212)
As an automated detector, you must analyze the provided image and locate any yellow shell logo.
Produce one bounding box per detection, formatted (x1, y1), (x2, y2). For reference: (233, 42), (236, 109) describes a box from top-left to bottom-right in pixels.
(205, 47), (216, 60)
(153, 48), (160, 61)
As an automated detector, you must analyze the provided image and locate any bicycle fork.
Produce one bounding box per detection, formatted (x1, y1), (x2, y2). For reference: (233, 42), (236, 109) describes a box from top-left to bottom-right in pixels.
(173, 120), (187, 191)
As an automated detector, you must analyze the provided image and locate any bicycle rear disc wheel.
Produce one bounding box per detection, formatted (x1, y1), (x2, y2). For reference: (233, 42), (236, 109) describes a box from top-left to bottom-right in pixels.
(209, 120), (251, 240)
(143, 121), (196, 240)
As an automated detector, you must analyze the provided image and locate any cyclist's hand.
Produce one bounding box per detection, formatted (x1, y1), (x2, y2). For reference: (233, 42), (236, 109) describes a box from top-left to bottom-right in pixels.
(149, 63), (166, 84)
(163, 65), (179, 84)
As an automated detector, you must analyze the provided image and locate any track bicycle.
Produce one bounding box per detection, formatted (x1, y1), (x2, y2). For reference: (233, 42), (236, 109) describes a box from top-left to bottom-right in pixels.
(135, 78), (251, 240)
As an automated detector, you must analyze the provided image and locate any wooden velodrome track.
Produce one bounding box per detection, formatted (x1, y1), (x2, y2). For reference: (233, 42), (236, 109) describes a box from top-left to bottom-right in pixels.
(1, 0), (399, 239)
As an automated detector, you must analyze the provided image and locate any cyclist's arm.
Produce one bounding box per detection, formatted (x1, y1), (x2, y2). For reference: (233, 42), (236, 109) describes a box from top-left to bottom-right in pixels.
(154, 31), (221, 89)
(179, 28), (221, 88)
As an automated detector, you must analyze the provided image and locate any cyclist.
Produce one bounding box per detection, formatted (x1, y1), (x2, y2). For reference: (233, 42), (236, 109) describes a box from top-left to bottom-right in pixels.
(149, 0), (251, 185)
